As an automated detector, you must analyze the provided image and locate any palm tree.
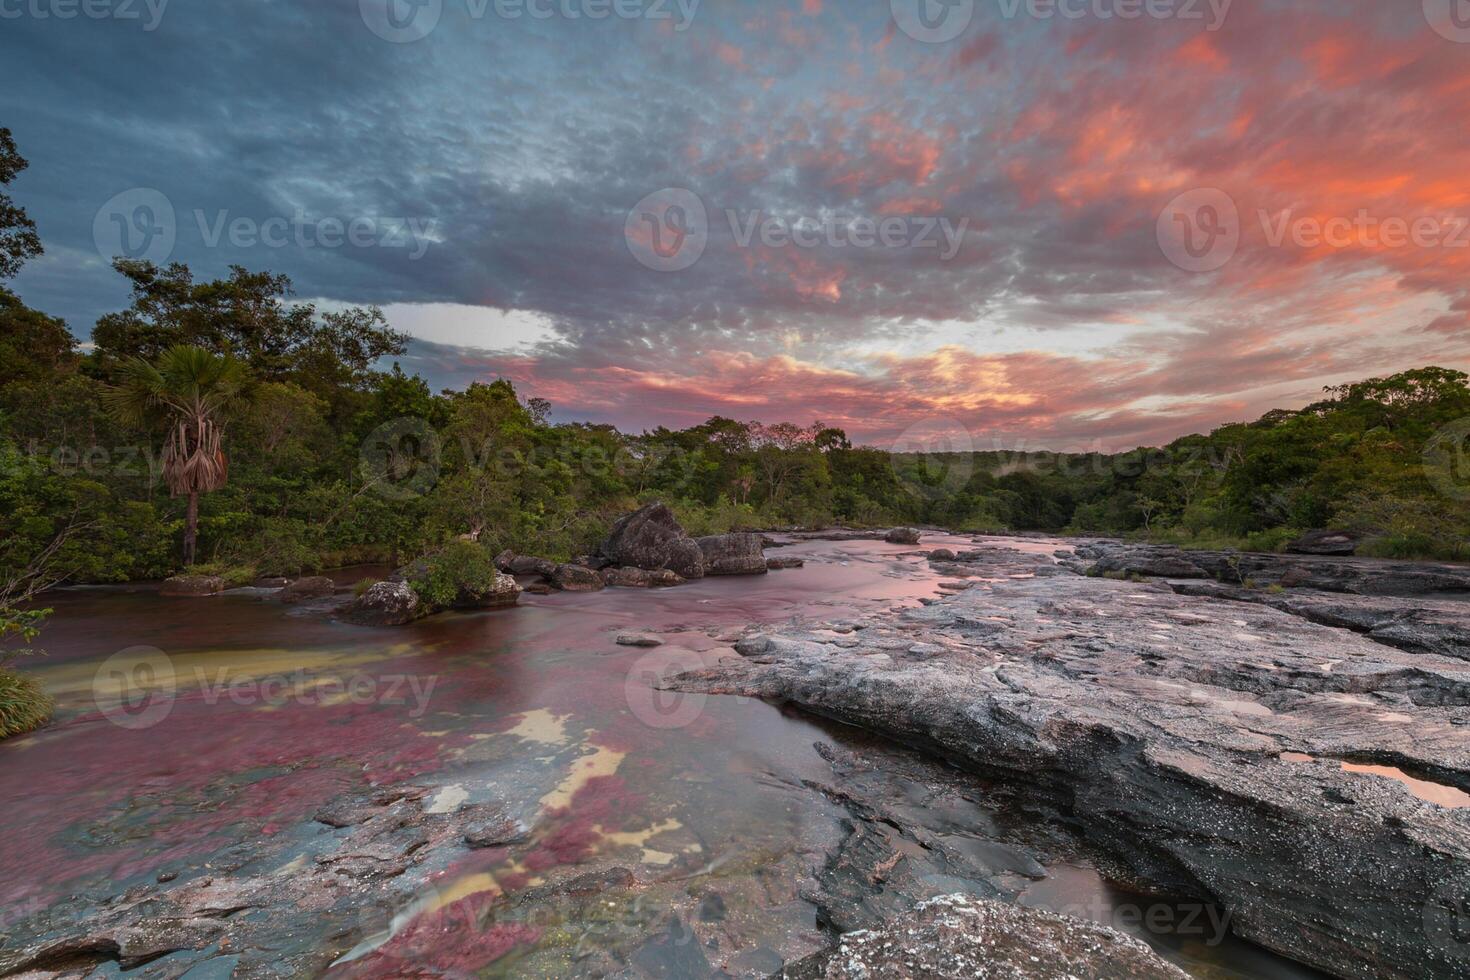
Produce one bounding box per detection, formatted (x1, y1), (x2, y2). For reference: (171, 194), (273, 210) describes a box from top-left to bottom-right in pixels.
(103, 346), (248, 566)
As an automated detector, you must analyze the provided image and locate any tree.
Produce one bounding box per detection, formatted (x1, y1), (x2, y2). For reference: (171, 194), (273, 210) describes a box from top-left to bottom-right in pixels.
(102, 346), (248, 565)
(0, 128), (42, 281)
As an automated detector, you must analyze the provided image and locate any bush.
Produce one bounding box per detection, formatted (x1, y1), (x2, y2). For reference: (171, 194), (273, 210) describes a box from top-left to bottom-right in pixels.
(407, 539), (499, 608)
(190, 561), (259, 587)
(0, 668), (52, 738)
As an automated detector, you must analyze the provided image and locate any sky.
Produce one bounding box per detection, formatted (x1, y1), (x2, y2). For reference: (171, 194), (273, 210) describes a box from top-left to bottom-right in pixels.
(3, 0), (1468, 451)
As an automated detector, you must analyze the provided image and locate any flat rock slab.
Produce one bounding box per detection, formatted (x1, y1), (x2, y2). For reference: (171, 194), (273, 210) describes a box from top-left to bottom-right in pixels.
(673, 546), (1470, 980)
(803, 894), (1190, 980)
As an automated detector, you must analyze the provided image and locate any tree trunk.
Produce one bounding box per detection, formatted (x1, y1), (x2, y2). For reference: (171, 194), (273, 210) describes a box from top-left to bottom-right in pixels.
(183, 491), (199, 567)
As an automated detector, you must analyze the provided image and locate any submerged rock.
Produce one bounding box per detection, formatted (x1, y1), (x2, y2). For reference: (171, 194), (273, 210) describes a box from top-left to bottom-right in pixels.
(766, 556), (805, 570)
(806, 895), (1190, 980)
(161, 575), (225, 597)
(600, 566), (685, 588)
(599, 502), (705, 579)
(696, 532), (768, 575)
(279, 576), (337, 603)
(615, 634), (663, 647)
(343, 581), (424, 626)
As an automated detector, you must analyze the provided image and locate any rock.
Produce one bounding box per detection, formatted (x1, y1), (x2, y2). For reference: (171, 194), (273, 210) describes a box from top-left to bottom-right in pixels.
(451, 570), (521, 609)
(674, 548), (1470, 980)
(766, 557), (805, 570)
(505, 554), (558, 578)
(463, 807), (525, 848)
(1170, 580), (1470, 661)
(600, 566), (685, 588)
(599, 502), (705, 579)
(1074, 540), (1470, 596)
(927, 548), (957, 561)
(343, 581), (425, 627)
(278, 576), (336, 603)
(1288, 529), (1363, 556)
(696, 533), (768, 575)
(525, 582), (553, 595)
(884, 527), (921, 545)
(161, 575), (225, 597)
(549, 563), (604, 592)
(493, 548), (516, 572)
(812, 894), (1190, 980)
(616, 634), (663, 647)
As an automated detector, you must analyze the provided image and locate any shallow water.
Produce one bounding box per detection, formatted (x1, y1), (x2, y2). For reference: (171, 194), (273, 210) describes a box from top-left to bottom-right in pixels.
(2, 535), (1322, 977)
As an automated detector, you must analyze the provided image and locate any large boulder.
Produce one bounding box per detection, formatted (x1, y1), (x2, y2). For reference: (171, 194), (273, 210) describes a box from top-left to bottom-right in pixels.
(343, 581), (424, 626)
(278, 576), (337, 603)
(599, 502), (705, 579)
(1288, 529), (1362, 556)
(884, 527), (921, 545)
(549, 563), (604, 592)
(161, 575), (226, 597)
(696, 533), (768, 576)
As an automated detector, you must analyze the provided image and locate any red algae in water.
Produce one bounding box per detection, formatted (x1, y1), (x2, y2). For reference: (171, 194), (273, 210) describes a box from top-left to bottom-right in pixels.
(337, 893), (540, 977)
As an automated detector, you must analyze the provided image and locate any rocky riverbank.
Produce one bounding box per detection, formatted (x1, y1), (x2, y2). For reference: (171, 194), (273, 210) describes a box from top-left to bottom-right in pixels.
(670, 540), (1470, 979)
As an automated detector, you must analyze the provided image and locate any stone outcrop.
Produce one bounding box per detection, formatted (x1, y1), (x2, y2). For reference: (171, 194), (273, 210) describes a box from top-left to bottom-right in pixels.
(598, 502), (705, 579)
(600, 566), (684, 588)
(343, 581), (425, 626)
(884, 527), (921, 545)
(279, 576), (337, 603)
(160, 575), (226, 597)
(696, 533), (768, 575)
(671, 544), (1470, 980)
(1071, 540), (1470, 596)
(1170, 580), (1470, 661)
(795, 895), (1190, 980)
(1288, 529), (1363, 556)
(451, 570), (521, 609)
(766, 556), (804, 570)
(549, 563), (604, 592)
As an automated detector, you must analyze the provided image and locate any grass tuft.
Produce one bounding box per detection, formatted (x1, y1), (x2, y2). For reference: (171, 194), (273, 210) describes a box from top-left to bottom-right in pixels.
(0, 668), (53, 739)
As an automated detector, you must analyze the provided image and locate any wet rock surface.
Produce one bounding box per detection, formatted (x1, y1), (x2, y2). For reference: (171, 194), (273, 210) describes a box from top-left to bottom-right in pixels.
(277, 576), (337, 603)
(793, 894), (1191, 980)
(159, 575), (225, 597)
(671, 543), (1470, 980)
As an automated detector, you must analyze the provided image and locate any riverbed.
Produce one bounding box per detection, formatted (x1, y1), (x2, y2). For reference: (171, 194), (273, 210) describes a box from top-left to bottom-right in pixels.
(0, 536), (1322, 978)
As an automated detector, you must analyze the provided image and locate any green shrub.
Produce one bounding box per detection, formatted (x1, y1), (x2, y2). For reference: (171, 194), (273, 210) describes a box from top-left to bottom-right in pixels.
(0, 668), (52, 739)
(353, 577), (381, 597)
(407, 539), (499, 608)
(190, 561), (259, 588)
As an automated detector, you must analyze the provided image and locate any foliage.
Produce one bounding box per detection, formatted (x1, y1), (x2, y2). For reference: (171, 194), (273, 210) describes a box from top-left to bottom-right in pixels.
(0, 668), (51, 739)
(406, 539), (500, 608)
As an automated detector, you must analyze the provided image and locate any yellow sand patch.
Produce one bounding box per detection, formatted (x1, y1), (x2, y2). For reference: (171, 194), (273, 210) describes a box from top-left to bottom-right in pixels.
(539, 745), (625, 812)
(506, 708), (573, 746)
